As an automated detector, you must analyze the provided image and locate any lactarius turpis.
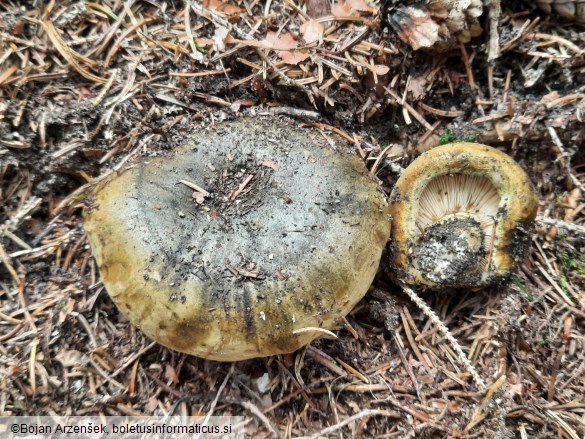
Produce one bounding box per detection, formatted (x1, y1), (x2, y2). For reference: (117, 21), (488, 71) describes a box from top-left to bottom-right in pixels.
(388, 143), (538, 289)
(83, 119), (390, 361)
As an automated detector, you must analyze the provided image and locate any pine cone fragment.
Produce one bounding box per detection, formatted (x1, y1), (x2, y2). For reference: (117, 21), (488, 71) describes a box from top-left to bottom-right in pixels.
(535, 0), (585, 22)
(386, 0), (584, 51)
(386, 0), (484, 51)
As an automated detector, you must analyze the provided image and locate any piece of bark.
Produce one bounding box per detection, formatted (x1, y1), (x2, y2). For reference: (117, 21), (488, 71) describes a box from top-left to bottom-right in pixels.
(306, 0), (330, 18)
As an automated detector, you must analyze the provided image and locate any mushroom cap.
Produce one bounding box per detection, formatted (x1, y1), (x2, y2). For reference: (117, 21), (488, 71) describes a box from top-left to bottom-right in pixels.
(389, 143), (538, 288)
(84, 119), (390, 361)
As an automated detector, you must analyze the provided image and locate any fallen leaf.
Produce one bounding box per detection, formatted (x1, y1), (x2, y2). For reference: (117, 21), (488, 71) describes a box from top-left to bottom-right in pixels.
(230, 99), (258, 112)
(58, 298), (76, 324)
(407, 76), (427, 100)
(146, 396), (159, 412)
(266, 32), (309, 65)
(262, 160), (278, 170)
(331, 1), (355, 17)
(193, 191), (206, 204)
(226, 32), (309, 65)
(266, 31), (298, 50)
(55, 350), (83, 367)
(195, 38), (214, 48)
(280, 51), (310, 65)
(506, 383), (524, 398)
(372, 64), (390, 75)
(225, 33), (272, 49)
(165, 364), (179, 384)
(212, 26), (231, 51)
(347, 0), (374, 13)
(203, 0), (242, 17)
(233, 98), (257, 106)
(300, 19), (324, 44)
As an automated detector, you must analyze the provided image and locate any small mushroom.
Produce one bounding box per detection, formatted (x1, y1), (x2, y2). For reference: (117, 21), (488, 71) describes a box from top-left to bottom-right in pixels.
(388, 143), (538, 289)
(84, 119), (390, 361)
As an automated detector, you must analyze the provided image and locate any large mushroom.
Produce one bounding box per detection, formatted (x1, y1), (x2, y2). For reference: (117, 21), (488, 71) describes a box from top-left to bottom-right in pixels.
(84, 119), (390, 361)
(388, 143), (538, 289)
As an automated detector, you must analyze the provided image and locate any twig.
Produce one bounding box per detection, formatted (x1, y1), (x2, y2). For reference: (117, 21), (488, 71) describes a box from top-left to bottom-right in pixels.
(536, 216), (585, 235)
(486, 0), (501, 61)
(179, 180), (209, 195)
(199, 364), (234, 439)
(1, 197), (42, 235)
(0, 241), (20, 285)
(460, 44), (475, 90)
(268, 106), (320, 119)
(228, 174), (254, 201)
(110, 341), (157, 378)
(533, 33), (584, 55)
(384, 87), (433, 130)
(240, 401), (282, 438)
(400, 283), (487, 390)
(71, 312), (98, 348)
(300, 409), (401, 438)
(292, 326), (338, 338)
(547, 126), (584, 193)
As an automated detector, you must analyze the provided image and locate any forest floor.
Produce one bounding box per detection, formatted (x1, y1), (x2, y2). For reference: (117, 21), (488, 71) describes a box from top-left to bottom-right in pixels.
(0, 0), (584, 437)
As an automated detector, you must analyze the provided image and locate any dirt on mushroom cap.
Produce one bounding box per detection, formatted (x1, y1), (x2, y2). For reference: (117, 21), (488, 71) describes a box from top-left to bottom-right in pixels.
(83, 118), (390, 361)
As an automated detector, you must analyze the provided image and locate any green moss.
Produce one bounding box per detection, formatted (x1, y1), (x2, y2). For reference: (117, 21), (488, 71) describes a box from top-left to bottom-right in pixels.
(561, 251), (584, 273)
(438, 129), (479, 145)
(513, 276), (533, 301)
(439, 129), (457, 145)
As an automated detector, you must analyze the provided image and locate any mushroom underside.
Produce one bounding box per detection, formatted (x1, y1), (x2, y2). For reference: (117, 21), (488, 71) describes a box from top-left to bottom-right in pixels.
(414, 174), (501, 286)
(389, 143), (538, 289)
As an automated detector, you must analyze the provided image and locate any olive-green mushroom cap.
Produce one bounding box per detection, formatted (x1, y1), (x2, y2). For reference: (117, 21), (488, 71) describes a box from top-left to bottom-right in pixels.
(389, 143), (538, 289)
(84, 119), (390, 361)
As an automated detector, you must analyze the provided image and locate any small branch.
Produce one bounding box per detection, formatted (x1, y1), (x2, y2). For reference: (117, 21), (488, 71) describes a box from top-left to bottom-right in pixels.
(301, 409), (401, 439)
(547, 126), (584, 193)
(400, 283), (487, 390)
(268, 106), (320, 119)
(486, 0), (501, 61)
(536, 216), (585, 235)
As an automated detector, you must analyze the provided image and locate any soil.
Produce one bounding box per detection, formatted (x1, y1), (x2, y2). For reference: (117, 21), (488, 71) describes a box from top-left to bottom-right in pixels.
(1, 1), (584, 438)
